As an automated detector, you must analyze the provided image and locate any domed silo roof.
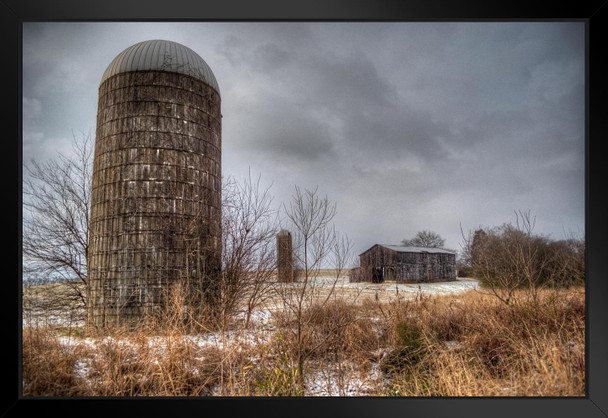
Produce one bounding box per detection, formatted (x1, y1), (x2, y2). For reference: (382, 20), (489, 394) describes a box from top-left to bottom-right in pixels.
(100, 39), (220, 93)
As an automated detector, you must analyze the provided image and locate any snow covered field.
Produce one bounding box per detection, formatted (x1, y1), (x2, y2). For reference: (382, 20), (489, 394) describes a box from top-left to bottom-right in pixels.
(25, 277), (480, 396)
(24, 278), (586, 397)
(277, 276), (479, 305)
(328, 276), (477, 295)
(23, 277), (479, 329)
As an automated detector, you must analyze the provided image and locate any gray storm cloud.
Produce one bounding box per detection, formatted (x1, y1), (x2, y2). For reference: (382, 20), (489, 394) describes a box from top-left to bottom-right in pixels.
(23, 21), (585, 254)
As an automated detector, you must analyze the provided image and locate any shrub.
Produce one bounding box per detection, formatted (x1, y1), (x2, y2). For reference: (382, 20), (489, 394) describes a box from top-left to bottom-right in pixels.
(466, 212), (585, 295)
(381, 320), (427, 374)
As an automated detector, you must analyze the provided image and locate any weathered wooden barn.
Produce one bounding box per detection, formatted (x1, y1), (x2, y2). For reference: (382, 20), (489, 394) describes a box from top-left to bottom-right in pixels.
(353, 244), (456, 283)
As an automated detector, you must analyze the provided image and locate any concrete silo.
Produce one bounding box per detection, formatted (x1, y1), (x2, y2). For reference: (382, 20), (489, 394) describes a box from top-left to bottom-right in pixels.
(276, 230), (293, 283)
(87, 40), (222, 330)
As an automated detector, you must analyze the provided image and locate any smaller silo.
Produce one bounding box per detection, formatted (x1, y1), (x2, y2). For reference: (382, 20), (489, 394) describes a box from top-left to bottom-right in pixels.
(276, 230), (293, 283)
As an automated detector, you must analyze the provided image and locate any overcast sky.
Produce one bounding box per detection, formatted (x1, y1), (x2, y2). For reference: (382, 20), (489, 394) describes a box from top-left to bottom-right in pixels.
(22, 22), (585, 258)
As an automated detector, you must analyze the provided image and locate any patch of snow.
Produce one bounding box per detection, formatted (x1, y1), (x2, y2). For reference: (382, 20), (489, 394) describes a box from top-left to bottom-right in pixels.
(304, 361), (385, 396)
(74, 359), (92, 380)
(443, 340), (463, 350)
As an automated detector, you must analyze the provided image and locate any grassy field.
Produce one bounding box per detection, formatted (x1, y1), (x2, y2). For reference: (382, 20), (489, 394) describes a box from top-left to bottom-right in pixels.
(22, 278), (585, 397)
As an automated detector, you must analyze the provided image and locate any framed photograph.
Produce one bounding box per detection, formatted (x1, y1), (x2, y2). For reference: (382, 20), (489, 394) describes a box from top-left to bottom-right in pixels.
(11, 0), (607, 417)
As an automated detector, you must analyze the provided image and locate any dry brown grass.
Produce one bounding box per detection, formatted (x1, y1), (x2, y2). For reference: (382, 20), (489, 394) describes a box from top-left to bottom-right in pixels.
(21, 286), (585, 397)
(378, 288), (585, 396)
(22, 327), (87, 396)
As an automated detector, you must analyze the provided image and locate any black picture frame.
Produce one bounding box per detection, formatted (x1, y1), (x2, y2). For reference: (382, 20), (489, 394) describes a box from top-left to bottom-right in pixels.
(6, 1), (607, 417)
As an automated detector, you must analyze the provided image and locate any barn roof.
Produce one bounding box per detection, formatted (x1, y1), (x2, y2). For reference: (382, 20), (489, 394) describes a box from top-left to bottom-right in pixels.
(100, 39), (220, 93)
(360, 244), (456, 256)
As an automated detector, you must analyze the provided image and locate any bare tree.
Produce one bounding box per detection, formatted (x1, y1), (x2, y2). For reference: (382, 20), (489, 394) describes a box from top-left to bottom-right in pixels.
(220, 172), (278, 329)
(460, 212), (535, 305)
(23, 131), (93, 308)
(461, 210), (584, 306)
(166, 171), (278, 330)
(547, 229), (585, 287)
(276, 186), (353, 389)
(402, 230), (446, 248)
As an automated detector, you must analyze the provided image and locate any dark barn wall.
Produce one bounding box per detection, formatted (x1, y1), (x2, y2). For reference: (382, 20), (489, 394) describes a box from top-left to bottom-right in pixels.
(349, 267), (363, 283)
(359, 245), (456, 283)
(87, 70), (222, 329)
(394, 252), (456, 281)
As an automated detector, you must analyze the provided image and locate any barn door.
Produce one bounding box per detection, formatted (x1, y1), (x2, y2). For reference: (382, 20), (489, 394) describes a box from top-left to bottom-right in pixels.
(372, 267), (384, 283)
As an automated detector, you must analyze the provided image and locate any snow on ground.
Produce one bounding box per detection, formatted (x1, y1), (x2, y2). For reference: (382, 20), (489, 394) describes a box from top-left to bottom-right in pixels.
(24, 277), (478, 329)
(277, 276), (479, 305)
(297, 275), (478, 294)
(304, 361), (386, 396)
(30, 277), (479, 396)
(333, 276), (479, 294)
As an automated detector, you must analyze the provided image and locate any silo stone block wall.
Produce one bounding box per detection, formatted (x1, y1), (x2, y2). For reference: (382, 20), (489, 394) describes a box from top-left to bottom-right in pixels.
(276, 230), (293, 283)
(87, 69), (221, 329)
